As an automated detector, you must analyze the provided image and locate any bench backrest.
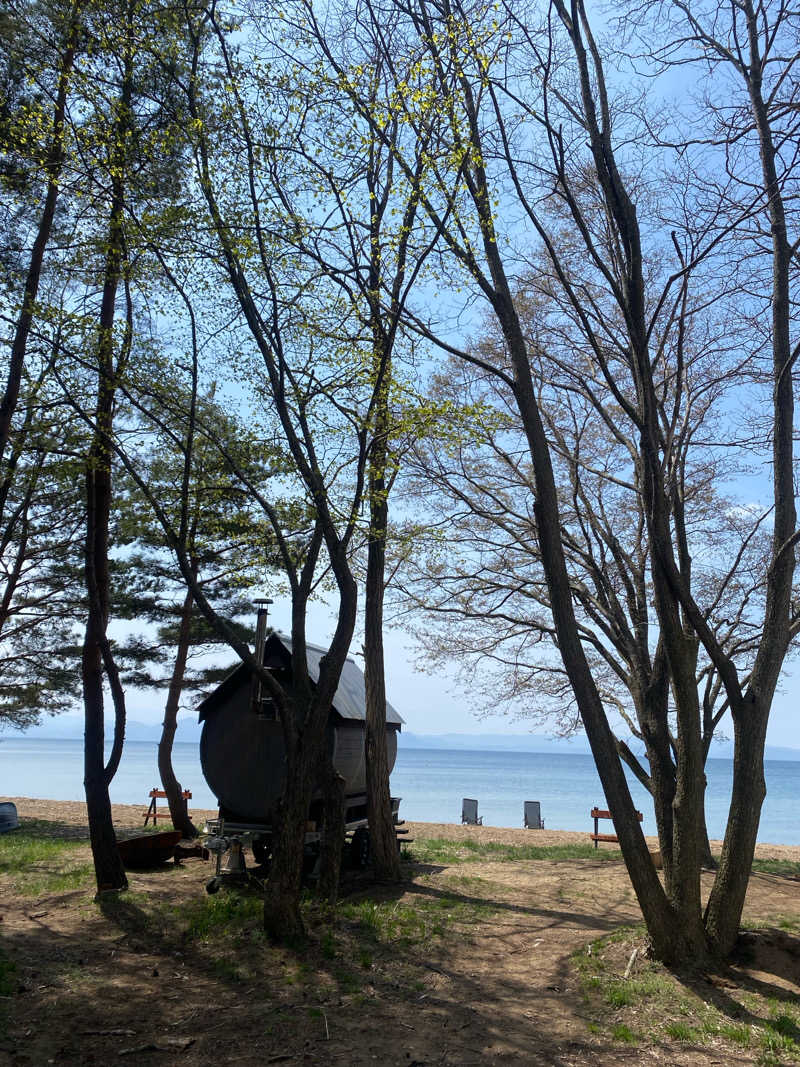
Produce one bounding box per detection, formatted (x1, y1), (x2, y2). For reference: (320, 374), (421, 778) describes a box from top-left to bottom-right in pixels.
(591, 807), (642, 821)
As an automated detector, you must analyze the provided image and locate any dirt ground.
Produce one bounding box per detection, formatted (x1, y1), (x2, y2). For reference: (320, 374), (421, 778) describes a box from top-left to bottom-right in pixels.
(1, 797), (799, 1067)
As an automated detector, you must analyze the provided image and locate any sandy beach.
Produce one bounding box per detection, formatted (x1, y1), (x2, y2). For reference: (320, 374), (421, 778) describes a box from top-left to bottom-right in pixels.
(7, 794), (800, 861)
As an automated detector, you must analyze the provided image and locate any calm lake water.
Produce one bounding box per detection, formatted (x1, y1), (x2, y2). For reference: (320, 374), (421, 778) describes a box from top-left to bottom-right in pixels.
(1, 738), (798, 844)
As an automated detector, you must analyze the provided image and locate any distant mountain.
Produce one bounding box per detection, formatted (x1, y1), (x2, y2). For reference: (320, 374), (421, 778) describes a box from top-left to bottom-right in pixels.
(4, 714), (203, 743)
(398, 731), (593, 754)
(5, 717), (799, 761)
(399, 731), (800, 761)
(706, 740), (800, 762)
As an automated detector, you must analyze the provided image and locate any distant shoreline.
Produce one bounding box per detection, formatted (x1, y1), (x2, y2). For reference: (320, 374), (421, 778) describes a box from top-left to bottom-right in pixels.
(4, 730), (800, 762)
(6, 796), (800, 862)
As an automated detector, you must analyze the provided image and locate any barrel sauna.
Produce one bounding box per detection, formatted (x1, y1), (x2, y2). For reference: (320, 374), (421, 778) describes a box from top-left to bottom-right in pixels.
(198, 631), (402, 828)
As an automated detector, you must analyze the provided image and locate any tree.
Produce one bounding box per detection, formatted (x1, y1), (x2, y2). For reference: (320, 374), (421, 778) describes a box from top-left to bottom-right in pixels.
(398, 339), (770, 869)
(0, 384), (85, 728)
(175, 5), (388, 932)
(113, 388), (289, 837)
(295, 0), (800, 962)
(0, 1), (91, 731)
(53, 0), (196, 891)
(616, 0), (800, 955)
(267, 9), (444, 882)
(0, 0), (85, 466)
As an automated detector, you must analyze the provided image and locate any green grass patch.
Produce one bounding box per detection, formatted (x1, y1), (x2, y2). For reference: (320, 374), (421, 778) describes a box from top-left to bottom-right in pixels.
(182, 891), (264, 940)
(751, 858), (800, 878)
(574, 928), (800, 1064)
(758, 1023), (800, 1067)
(407, 837), (621, 866)
(611, 1023), (638, 1043)
(0, 829), (85, 871)
(718, 1022), (752, 1046)
(743, 916), (800, 936)
(0, 826), (93, 896)
(604, 984), (635, 1008)
(338, 892), (492, 947)
(664, 1021), (698, 1042)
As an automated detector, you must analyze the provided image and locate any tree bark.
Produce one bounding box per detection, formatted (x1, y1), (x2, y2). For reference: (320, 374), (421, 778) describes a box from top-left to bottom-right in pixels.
(316, 746), (346, 905)
(263, 724), (320, 941)
(704, 699), (768, 953)
(427, 40), (689, 957)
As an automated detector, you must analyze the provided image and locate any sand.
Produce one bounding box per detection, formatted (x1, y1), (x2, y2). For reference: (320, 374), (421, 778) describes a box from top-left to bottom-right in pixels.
(6, 795), (800, 861)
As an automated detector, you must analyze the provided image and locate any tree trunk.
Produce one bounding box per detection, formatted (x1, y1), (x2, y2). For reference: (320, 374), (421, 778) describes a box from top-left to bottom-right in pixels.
(700, 814), (717, 871)
(364, 391), (402, 883)
(263, 742), (316, 942)
(159, 587), (197, 838)
(83, 599), (127, 893)
(703, 699), (768, 954)
(316, 746), (346, 905)
(81, 15), (133, 895)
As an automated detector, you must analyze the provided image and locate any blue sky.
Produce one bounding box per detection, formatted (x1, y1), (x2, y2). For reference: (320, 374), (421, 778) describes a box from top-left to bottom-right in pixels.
(120, 591), (798, 750)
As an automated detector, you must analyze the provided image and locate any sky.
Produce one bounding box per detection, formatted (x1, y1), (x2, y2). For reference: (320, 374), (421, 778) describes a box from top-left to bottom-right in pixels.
(121, 591), (799, 751)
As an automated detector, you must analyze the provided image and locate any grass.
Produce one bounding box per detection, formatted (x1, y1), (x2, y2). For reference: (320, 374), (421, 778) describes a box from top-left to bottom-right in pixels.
(751, 858), (800, 877)
(337, 891), (493, 947)
(408, 839), (800, 876)
(182, 891), (264, 940)
(664, 1021), (698, 1041)
(407, 837), (622, 866)
(744, 915), (800, 936)
(4, 818), (798, 1061)
(574, 927), (800, 1063)
(0, 826), (93, 896)
(611, 1023), (638, 1043)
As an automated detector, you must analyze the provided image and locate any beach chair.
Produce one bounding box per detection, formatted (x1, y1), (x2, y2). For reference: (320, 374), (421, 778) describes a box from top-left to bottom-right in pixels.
(524, 800), (544, 829)
(461, 798), (482, 825)
(0, 802), (19, 833)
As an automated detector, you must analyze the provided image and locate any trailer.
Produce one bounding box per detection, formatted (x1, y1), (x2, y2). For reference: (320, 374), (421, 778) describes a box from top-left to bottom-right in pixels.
(197, 627), (404, 890)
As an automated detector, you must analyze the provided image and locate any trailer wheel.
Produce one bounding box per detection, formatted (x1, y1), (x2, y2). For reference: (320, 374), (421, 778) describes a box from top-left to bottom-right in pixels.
(206, 877), (220, 894)
(351, 827), (370, 869)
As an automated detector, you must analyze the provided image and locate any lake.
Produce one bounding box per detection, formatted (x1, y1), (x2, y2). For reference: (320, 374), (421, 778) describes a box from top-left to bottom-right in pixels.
(1, 737), (798, 844)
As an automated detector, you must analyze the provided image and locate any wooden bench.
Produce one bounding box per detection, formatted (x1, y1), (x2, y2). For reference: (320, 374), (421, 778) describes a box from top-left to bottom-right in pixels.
(590, 807), (642, 847)
(143, 788), (191, 826)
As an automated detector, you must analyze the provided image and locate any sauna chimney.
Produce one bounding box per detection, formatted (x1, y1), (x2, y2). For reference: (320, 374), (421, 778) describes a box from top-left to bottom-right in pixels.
(251, 598), (273, 718)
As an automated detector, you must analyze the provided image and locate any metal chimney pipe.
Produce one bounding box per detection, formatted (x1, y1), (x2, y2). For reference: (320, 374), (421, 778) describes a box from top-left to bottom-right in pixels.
(251, 598), (273, 715)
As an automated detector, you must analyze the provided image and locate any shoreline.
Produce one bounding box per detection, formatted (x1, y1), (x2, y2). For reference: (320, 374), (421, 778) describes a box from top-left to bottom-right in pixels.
(6, 796), (800, 861)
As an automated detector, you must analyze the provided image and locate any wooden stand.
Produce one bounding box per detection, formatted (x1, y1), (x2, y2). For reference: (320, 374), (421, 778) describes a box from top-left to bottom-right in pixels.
(143, 788), (191, 826)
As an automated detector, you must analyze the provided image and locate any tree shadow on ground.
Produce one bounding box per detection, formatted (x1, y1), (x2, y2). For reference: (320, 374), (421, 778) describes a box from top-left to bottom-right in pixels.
(12, 817), (90, 841)
(672, 928), (800, 1033)
(342, 872), (626, 934)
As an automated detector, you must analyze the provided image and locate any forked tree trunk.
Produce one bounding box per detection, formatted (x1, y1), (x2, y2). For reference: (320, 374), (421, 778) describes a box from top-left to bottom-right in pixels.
(159, 588), (197, 838)
(478, 208), (703, 963)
